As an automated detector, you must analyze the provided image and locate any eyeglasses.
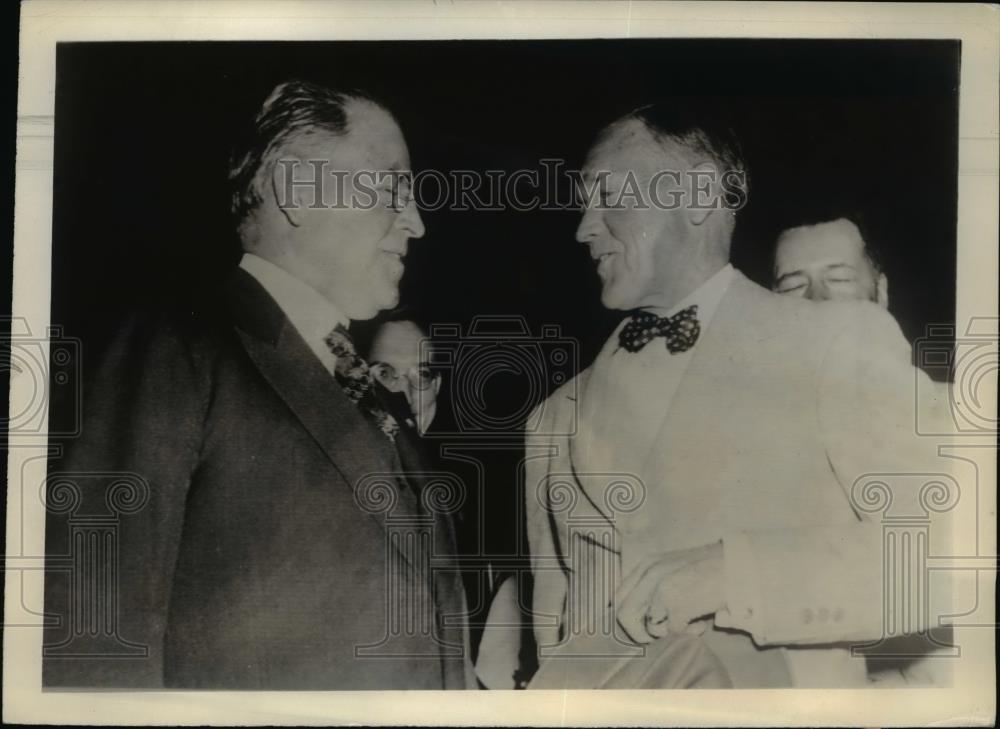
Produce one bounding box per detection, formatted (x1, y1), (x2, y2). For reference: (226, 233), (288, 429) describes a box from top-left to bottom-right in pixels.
(380, 173), (414, 213)
(369, 361), (437, 391)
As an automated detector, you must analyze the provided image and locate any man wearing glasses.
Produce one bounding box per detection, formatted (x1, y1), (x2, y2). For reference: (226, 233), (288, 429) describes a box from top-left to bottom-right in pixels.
(368, 315), (442, 435)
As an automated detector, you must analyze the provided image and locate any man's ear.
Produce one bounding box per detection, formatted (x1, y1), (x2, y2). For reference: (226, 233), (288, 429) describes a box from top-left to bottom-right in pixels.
(688, 161), (720, 227)
(270, 155), (307, 228)
(875, 272), (890, 309)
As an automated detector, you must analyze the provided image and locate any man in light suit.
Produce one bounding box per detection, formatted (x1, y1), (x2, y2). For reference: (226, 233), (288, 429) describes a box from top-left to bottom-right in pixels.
(44, 80), (473, 689)
(524, 103), (953, 688)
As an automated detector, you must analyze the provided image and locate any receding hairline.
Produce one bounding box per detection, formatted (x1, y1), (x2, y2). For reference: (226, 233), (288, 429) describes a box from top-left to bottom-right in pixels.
(585, 114), (714, 170)
(370, 320), (429, 363)
(289, 95), (396, 147)
(585, 117), (682, 170)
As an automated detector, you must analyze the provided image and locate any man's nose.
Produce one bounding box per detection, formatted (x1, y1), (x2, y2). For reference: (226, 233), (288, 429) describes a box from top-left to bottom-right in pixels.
(804, 280), (829, 302)
(575, 207), (601, 244)
(397, 199), (426, 239)
(400, 382), (418, 408)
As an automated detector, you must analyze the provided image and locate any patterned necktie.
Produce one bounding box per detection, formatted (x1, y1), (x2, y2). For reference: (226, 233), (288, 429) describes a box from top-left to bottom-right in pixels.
(324, 325), (399, 441)
(618, 304), (701, 354)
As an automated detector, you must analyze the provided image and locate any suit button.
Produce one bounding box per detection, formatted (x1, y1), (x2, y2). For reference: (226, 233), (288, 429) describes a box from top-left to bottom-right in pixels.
(802, 608), (814, 624)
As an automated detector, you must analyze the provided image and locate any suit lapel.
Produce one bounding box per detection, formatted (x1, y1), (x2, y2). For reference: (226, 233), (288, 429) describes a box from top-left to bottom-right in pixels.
(391, 420), (471, 680)
(568, 279), (755, 529)
(225, 268), (468, 683)
(621, 272), (770, 548)
(639, 272), (759, 474)
(225, 269), (422, 535)
(566, 367), (624, 526)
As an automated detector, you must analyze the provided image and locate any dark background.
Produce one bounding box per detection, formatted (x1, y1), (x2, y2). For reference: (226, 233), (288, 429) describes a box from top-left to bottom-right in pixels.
(52, 39), (959, 365)
(46, 38), (961, 663)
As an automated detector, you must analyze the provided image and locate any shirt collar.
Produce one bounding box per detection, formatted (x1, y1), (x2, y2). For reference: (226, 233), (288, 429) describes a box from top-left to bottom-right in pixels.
(238, 253), (348, 348)
(659, 262), (735, 330)
(605, 263), (735, 357)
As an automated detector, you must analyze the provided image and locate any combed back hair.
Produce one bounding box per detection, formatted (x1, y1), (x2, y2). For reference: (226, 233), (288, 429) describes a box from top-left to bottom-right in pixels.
(367, 305), (441, 374)
(228, 79), (382, 226)
(777, 206), (885, 273)
(377, 306), (427, 331)
(611, 100), (749, 201)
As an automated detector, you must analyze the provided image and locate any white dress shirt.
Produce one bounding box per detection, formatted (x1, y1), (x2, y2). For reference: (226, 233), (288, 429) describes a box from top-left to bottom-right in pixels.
(239, 253), (348, 375)
(573, 263), (735, 506)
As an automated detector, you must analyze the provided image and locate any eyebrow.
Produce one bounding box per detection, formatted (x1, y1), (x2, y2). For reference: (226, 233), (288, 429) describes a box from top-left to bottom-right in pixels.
(775, 262), (859, 283)
(774, 270), (807, 285)
(822, 263), (858, 273)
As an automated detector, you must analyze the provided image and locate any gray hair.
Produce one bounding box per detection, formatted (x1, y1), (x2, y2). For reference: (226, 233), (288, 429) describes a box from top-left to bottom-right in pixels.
(227, 79), (383, 225)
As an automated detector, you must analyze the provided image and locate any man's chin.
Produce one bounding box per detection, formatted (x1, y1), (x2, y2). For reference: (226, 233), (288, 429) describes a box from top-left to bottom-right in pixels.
(371, 289), (400, 316)
(381, 287), (400, 311)
(600, 286), (632, 311)
(339, 299), (386, 322)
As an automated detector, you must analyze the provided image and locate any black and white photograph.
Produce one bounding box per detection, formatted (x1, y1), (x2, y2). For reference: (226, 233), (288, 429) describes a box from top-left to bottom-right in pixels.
(4, 1), (997, 726)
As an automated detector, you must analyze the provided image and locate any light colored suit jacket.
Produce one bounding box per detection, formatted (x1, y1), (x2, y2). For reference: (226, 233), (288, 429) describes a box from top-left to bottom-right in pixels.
(525, 270), (952, 687)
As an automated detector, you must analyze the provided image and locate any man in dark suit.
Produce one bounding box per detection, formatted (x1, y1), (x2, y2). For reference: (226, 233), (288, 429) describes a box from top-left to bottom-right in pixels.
(43, 80), (473, 690)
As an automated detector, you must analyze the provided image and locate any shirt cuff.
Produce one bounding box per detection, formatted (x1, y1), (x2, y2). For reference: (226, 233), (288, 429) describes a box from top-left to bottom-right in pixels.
(715, 531), (765, 643)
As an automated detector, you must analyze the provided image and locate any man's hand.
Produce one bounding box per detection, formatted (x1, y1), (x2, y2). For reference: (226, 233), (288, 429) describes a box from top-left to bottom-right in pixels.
(614, 540), (726, 644)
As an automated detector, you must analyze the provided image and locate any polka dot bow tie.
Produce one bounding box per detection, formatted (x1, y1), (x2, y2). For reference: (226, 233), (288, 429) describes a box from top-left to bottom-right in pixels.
(618, 305), (701, 354)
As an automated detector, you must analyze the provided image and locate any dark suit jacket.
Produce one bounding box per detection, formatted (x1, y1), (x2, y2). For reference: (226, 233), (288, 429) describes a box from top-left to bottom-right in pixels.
(43, 269), (471, 689)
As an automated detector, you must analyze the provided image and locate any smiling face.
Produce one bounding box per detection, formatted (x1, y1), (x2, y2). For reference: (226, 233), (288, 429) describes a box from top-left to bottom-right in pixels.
(575, 119), (695, 311)
(773, 218), (887, 307)
(286, 99), (425, 320)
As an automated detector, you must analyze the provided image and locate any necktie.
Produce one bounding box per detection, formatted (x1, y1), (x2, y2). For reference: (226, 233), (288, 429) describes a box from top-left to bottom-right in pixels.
(618, 304), (701, 354)
(324, 325), (399, 441)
